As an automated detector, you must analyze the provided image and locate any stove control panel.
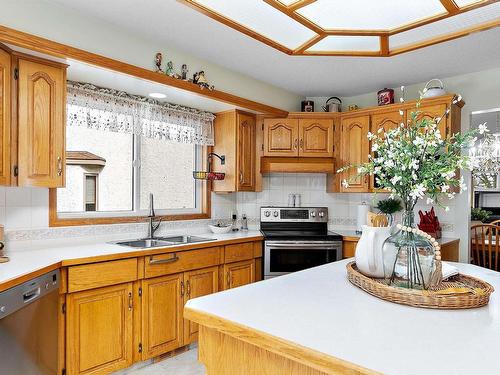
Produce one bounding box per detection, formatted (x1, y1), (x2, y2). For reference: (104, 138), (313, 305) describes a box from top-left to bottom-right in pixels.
(260, 207), (328, 223)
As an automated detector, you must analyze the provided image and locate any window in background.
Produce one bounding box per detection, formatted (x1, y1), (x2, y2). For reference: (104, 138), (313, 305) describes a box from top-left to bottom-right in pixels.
(84, 174), (98, 212)
(53, 81), (214, 223)
(57, 126), (133, 213)
(56, 127), (202, 217)
(139, 137), (197, 211)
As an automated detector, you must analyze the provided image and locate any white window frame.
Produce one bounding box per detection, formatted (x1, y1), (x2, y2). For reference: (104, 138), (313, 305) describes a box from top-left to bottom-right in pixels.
(57, 133), (204, 219)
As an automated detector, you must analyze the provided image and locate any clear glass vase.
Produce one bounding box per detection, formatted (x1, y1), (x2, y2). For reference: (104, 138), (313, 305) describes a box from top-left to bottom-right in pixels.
(382, 209), (436, 290)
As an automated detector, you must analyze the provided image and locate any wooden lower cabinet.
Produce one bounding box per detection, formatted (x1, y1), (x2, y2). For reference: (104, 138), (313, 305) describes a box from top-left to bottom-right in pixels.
(64, 241), (262, 373)
(342, 239), (358, 259)
(183, 266), (219, 344)
(141, 273), (184, 359)
(224, 260), (255, 289)
(142, 267), (219, 358)
(66, 283), (134, 375)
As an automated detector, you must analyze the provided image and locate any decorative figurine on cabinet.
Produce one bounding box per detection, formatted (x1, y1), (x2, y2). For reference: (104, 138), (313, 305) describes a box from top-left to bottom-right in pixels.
(194, 71), (214, 90)
(181, 64), (188, 80)
(165, 61), (174, 76)
(154, 52), (164, 73)
(193, 71), (200, 84)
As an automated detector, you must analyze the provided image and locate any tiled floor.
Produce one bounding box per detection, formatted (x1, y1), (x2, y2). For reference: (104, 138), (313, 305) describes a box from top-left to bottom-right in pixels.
(114, 347), (205, 375)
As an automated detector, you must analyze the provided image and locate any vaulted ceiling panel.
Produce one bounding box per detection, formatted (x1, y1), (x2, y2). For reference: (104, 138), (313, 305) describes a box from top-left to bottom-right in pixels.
(306, 35), (380, 52)
(297, 0), (446, 30)
(192, 0), (316, 49)
(390, 2), (500, 50)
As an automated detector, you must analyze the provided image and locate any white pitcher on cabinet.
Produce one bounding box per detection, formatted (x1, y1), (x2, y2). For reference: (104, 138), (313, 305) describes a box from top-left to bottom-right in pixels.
(355, 225), (392, 278)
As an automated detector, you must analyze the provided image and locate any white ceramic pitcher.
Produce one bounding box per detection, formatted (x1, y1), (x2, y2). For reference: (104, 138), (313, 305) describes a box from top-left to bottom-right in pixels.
(355, 225), (392, 278)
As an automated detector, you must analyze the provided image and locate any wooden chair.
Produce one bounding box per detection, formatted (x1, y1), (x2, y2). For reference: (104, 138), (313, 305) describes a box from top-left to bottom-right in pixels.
(471, 224), (500, 271)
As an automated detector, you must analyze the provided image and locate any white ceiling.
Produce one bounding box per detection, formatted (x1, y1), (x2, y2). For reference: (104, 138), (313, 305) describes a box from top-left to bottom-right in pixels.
(48, 0), (500, 97)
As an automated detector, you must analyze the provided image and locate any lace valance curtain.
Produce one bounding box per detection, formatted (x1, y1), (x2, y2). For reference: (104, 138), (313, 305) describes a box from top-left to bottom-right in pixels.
(67, 81), (215, 145)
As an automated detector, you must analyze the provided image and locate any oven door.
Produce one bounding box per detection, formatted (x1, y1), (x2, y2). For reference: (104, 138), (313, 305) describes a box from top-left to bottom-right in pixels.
(264, 241), (342, 279)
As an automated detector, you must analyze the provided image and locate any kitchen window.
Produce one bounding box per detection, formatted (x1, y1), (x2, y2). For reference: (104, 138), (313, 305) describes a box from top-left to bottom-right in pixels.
(84, 174), (98, 212)
(50, 81), (214, 226)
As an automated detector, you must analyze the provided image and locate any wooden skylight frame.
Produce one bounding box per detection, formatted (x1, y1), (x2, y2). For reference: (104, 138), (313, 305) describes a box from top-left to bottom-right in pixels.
(180, 0), (500, 57)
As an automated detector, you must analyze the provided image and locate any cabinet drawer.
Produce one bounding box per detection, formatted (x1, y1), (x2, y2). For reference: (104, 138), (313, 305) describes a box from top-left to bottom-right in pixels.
(68, 258), (138, 293)
(144, 247), (222, 279)
(224, 242), (255, 263)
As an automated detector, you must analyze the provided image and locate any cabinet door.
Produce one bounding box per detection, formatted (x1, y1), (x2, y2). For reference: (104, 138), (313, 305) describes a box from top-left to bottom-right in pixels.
(298, 119), (334, 157)
(17, 58), (66, 187)
(224, 260), (255, 290)
(183, 266), (219, 344)
(66, 283), (133, 375)
(407, 103), (448, 139)
(141, 273), (184, 359)
(263, 118), (298, 157)
(237, 113), (256, 191)
(340, 115), (370, 192)
(0, 47), (10, 185)
(370, 111), (402, 191)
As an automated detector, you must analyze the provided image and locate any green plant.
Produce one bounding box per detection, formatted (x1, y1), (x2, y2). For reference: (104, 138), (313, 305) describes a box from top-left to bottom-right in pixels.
(337, 92), (482, 212)
(376, 198), (402, 215)
(471, 207), (492, 222)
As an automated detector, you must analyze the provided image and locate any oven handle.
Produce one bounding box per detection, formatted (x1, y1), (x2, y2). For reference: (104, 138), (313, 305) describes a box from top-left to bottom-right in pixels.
(266, 243), (341, 249)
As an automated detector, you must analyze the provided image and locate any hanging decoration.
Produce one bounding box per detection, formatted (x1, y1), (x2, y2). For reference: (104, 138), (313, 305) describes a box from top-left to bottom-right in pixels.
(66, 81), (215, 145)
(469, 131), (500, 174)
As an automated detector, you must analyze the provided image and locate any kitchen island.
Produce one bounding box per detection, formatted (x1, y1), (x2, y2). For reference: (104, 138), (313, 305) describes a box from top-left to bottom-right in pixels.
(185, 259), (500, 375)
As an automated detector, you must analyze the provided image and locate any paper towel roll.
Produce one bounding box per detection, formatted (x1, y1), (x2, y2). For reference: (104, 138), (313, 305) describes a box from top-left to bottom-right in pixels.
(356, 203), (370, 233)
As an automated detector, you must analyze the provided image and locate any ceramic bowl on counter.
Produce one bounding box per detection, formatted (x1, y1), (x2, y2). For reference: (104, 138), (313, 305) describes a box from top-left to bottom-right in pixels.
(208, 224), (233, 234)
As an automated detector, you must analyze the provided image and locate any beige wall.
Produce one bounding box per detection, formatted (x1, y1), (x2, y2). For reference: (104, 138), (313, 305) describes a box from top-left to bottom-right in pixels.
(0, 0), (302, 112)
(308, 66), (500, 262)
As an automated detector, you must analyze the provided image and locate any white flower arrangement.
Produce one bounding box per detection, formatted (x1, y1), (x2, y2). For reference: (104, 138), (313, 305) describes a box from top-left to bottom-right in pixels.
(338, 89), (482, 211)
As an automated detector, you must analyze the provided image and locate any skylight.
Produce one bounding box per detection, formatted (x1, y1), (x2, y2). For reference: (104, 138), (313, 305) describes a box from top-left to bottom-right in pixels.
(181, 0), (500, 57)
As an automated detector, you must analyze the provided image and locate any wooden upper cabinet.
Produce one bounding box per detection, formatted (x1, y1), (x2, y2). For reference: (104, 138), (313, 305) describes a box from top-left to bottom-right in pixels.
(371, 111), (402, 134)
(298, 119), (334, 157)
(66, 283), (134, 375)
(141, 273), (184, 359)
(17, 56), (66, 187)
(369, 111), (402, 192)
(263, 118), (298, 157)
(0, 46), (11, 186)
(340, 115), (370, 192)
(223, 259), (254, 290)
(407, 103), (448, 138)
(212, 110), (256, 192)
(237, 112), (256, 191)
(183, 266), (218, 345)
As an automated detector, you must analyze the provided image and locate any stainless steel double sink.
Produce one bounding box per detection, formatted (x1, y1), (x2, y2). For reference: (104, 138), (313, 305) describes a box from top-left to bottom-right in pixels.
(112, 235), (215, 249)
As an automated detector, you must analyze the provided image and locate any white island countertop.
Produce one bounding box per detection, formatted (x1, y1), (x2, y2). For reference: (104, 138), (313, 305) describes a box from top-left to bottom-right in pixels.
(185, 259), (500, 375)
(0, 230), (263, 292)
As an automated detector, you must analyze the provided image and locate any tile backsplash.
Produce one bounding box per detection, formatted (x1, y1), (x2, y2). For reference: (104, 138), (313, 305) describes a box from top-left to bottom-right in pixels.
(1, 173), (457, 249)
(1, 187), (50, 230)
(234, 173), (456, 233)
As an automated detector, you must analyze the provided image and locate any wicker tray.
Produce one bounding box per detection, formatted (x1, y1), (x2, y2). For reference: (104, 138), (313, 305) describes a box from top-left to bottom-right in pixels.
(346, 261), (494, 309)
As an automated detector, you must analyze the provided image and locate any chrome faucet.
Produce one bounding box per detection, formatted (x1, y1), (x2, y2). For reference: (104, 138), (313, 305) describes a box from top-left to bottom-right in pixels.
(147, 193), (162, 239)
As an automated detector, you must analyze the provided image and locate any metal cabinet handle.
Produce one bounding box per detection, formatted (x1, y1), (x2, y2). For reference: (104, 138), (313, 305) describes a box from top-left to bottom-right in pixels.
(239, 171), (243, 183)
(186, 280), (191, 298)
(57, 157), (62, 176)
(294, 139), (298, 149)
(180, 281), (185, 297)
(149, 254), (179, 264)
(128, 292), (133, 311)
(226, 272), (231, 287)
(300, 139), (304, 149)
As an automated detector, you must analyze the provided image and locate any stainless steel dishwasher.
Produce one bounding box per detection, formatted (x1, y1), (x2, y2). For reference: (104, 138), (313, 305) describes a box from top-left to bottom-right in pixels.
(0, 269), (60, 375)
